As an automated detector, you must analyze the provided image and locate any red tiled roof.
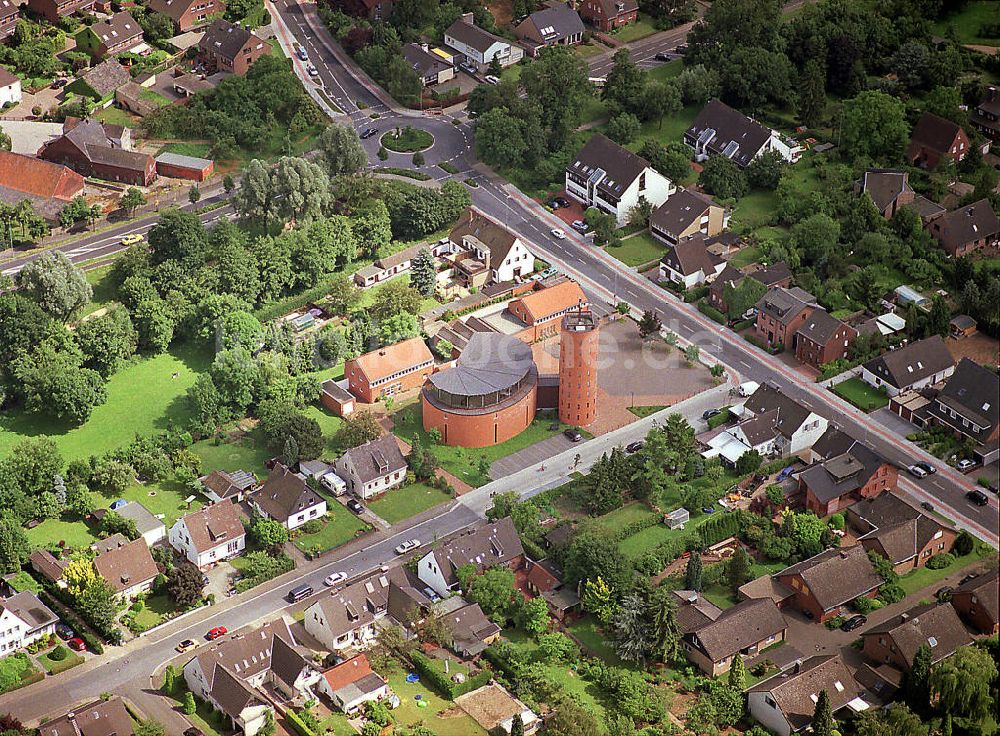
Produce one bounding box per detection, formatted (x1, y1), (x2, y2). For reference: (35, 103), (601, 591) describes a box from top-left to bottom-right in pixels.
(323, 654), (374, 692)
(0, 151), (85, 201)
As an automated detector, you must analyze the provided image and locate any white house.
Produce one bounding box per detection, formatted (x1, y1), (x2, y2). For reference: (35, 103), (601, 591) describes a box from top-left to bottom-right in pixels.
(169, 500), (246, 570)
(444, 13), (523, 71)
(332, 434), (408, 501)
(315, 654), (391, 715)
(0, 68), (21, 108)
(0, 591), (58, 655)
(416, 517), (524, 598)
(685, 99), (802, 167)
(114, 500), (166, 547)
(565, 133), (675, 226)
(860, 335), (955, 398)
(448, 208), (536, 286)
(250, 463), (327, 531)
(658, 236), (726, 288)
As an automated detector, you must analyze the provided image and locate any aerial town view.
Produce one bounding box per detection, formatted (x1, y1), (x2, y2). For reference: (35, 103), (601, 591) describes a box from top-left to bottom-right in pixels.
(0, 0), (998, 734)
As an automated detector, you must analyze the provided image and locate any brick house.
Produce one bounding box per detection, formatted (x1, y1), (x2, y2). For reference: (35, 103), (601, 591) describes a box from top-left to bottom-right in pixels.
(0, 0), (20, 41)
(38, 118), (155, 186)
(515, 4), (585, 57)
(906, 112), (970, 169)
(682, 598), (787, 676)
(795, 441), (897, 517)
(26, 0), (93, 22)
(0, 151), (85, 222)
(862, 602), (972, 670)
(578, 0), (638, 32)
(847, 494), (955, 574)
(925, 358), (1000, 462)
(148, 0), (224, 32)
(508, 280), (589, 341)
(772, 546), (882, 623)
(950, 569), (998, 635)
(926, 198), (1000, 257)
(345, 337), (435, 404)
(754, 287), (816, 351)
(794, 309), (857, 369)
(75, 12), (143, 59)
(198, 19), (268, 76)
(707, 261), (792, 315)
(971, 86), (1000, 142)
(416, 517), (524, 598)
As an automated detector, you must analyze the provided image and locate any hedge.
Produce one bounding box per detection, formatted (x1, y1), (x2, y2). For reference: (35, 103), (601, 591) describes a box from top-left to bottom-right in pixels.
(47, 653), (84, 675)
(285, 710), (317, 736)
(410, 651), (491, 700)
(697, 301), (727, 324)
(37, 588), (106, 653)
(683, 286), (709, 303)
(760, 456), (800, 476)
(707, 408), (733, 429)
(698, 511), (742, 547)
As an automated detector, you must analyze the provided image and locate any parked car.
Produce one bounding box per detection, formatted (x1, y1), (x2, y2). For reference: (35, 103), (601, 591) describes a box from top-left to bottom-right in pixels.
(67, 637), (86, 652)
(423, 586), (442, 603)
(324, 572), (347, 587)
(55, 623), (74, 640)
(701, 505), (716, 514)
(960, 573), (978, 585)
(702, 408), (721, 420)
(184, 728), (206, 736)
(395, 539), (422, 555)
(550, 228), (566, 239)
(202, 574), (209, 586)
(956, 459), (977, 472)
(675, 44), (688, 54)
(484, 74), (500, 85)
(296, 46), (308, 61)
(346, 499), (365, 514)
(360, 127), (379, 139)
(206, 626), (228, 640)
(306, 64), (319, 76)
(936, 586), (953, 601)
(921, 501), (934, 511)
(571, 219), (589, 233)
(459, 61), (478, 75)
(907, 464), (928, 479)
(51, 78), (68, 89)
(176, 639), (197, 653)
(549, 199), (564, 209)
(626, 441), (644, 454)
(120, 233), (144, 246)
(563, 428), (583, 443)
(553, 197), (570, 208)
(840, 614), (867, 632)
(966, 489), (989, 506)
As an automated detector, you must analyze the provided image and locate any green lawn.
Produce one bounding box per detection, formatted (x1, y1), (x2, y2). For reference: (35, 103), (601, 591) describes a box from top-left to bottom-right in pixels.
(0, 653), (40, 694)
(354, 273), (439, 316)
(628, 405), (666, 418)
(0, 344), (210, 462)
(368, 482), (453, 524)
(897, 547), (993, 596)
(118, 479), (202, 527)
(701, 582), (737, 610)
(626, 104), (701, 155)
(191, 431), (272, 476)
(37, 647), (84, 674)
(574, 41), (609, 59)
(933, 1), (1000, 45)
(566, 616), (625, 666)
(292, 503), (369, 554)
(84, 264), (118, 315)
(317, 713), (355, 736)
(25, 515), (98, 551)
(386, 670), (487, 736)
(605, 231), (666, 268)
(95, 106), (138, 128)
(648, 59), (685, 82)
(729, 245), (763, 269)
(593, 502), (658, 534)
(381, 127), (434, 153)
(6, 571), (41, 594)
(832, 378), (889, 412)
(610, 14), (659, 43)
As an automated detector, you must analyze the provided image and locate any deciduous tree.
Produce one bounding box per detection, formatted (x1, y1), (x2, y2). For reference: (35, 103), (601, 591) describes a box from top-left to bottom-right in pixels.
(168, 563), (205, 608)
(317, 122), (367, 176)
(16, 251), (92, 320)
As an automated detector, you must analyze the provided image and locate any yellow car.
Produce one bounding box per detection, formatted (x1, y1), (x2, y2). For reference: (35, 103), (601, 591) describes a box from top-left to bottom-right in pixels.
(120, 233), (144, 246)
(175, 639), (197, 653)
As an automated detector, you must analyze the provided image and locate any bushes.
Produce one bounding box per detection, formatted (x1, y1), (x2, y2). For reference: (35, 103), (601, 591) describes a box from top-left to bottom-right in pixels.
(925, 552), (955, 570)
(853, 596), (883, 614)
(699, 512), (742, 547)
(410, 651), (490, 699)
(285, 709), (316, 736)
(48, 645), (68, 662)
(683, 286), (709, 303)
(707, 408), (733, 429)
(697, 301), (727, 324)
(235, 552), (295, 593)
(878, 583), (905, 605)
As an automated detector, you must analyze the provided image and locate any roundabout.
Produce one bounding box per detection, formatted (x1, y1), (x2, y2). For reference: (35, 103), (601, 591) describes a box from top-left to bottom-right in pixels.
(380, 126), (435, 153)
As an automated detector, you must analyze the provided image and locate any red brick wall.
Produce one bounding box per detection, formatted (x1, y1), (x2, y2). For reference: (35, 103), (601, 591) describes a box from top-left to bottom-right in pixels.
(422, 385), (537, 448)
(27, 0), (93, 21)
(345, 360), (433, 404)
(795, 323), (858, 368)
(559, 323), (599, 427)
(156, 160), (213, 182)
(755, 305), (813, 351)
(951, 591), (999, 635)
(175, 0), (224, 31)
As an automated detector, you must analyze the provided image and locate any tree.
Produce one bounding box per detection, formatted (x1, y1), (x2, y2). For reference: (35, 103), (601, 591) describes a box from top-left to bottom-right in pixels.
(723, 276), (767, 318)
(735, 449), (763, 475)
(638, 140), (692, 183)
(953, 530), (974, 557)
(468, 567), (519, 624)
(182, 692), (196, 715)
(371, 280), (422, 319)
(379, 312), (419, 345)
(519, 596), (549, 636)
(637, 81), (681, 127)
(11, 343), (107, 424)
(269, 156), (331, 225)
(638, 309), (661, 339)
(131, 299), (174, 354)
(0, 521), (30, 574)
(335, 411), (383, 448)
(840, 91), (909, 163)
(727, 546), (751, 592)
(904, 643), (932, 709)
(16, 251), (92, 320)
(510, 713), (524, 736)
(853, 705), (927, 736)
(168, 563), (205, 608)
(135, 721), (166, 736)
(209, 347), (261, 412)
(188, 185), (201, 204)
(728, 654), (748, 690)
(520, 46), (592, 148)
(249, 514), (291, 547)
(798, 58), (827, 127)
(409, 248), (436, 297)
(581, 576), (618, 623)
(223, 174), (235, 194)
(603, 49), (645, 112)
(612, 593), (655, 665)
(546, 695), (603, 736)
(59, 195), (92, 229)
(258, 401), (325, 460)
(75, 307), (137, 378)
(475, 108), (527, 168)
(316, 122), (367, 176)
(812, 689), (833, 736)
(929, 645), (998, 722)
(684, 551), (703, 591)
(607, 112), (641, 145)
(746, 151), (786, 190)
(649, 586), (682, 663)
(76, 577), (120, 634)
(699, 155), (748, 200)
(120, 187), (145, 217)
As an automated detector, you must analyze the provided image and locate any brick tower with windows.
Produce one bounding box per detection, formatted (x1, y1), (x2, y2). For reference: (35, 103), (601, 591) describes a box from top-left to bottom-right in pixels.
(559, 306), (599, 427)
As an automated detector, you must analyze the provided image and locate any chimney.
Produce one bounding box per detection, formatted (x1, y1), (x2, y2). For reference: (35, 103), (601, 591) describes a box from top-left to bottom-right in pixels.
(987, 86), (998, 103)
(901, 613), (909, 621)
(791, 659), (802, 674)
(461, 11), (473, 24)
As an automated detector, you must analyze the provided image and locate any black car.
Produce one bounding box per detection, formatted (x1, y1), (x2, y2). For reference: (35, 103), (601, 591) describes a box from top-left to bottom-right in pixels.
(549, 199), (563, 209)
(921, 501), (934, 511)
(936, 586), (953, 601)
(915, 461), (937, 475)
(360, 127), (379, 139)
(702, 408), (721, 420)
(554, 196), (570, 208)
(966, 489), (989, 506)
(51, 78), (68, 89)
(564, 428), (583, 443)
(654, 52), (672, 61)
(675, 44), (688, 54)
(840, 614), (867, 632)
(55, 623), (75, 640)
(346, 499), (365, 514)
(626, 441), (644, 454)
(184, 728), (206, 736)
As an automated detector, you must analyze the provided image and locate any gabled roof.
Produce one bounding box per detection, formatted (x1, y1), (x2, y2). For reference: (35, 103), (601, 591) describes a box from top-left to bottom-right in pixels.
(862, 336), (954, 391)
(928, 199), (1000, 252)
(268, 632), (312, 690)
(689, 598), (786, 663)
(450, 208), (524, 268)
(742, 384), (813, 440)
(310, 568), (429, 642)
(115, 500), (165, 537)
(660, 235), (724, 278)
(926, 358), (999, 441)
(29, 549), (68, 582)
(0, 67), (17, 88)
(810, 426), (855, 462)
(650, 188), (719, 237)
(518, 4), (585, 43)
(403, 43), (451, 76)
(859, 516), (948, 566)
(200, 469), (258, 500)
(427, 516), (524, 588)
(348, 337), (435, 385)
(796, 309), (853, 346)
(444, 17), (507, 53)
(860, 170), (911, 212)
(191, 619), (294, 691)
(777, 546), (881, 612)
(0, 151), (85, 201)
(756, 286), (814, 325)
(93, 537), (159, 593)
(176, 500), (245, 553)
(796, 440), (889, 503)
(748, 655), (863, 732)
(907, 112), (964, 159)
(848, 493), (922, 532)
(686, 100), (772, 167)
(86, 11), (142, 47)
(210, 665), (266, 720)
(0, 590), (58, 633)
(510, 280), (587, 323)
(339, 434), (407, 485)
(442, 602), (501, 655)
(589, 0), (638, 16)
(200, 18), (266, 61)
(148, 0), (201, 23)
(80, 59), (131, 97)
(865, 602), (972, 666)
(39, 697), (135, 736)
(567, 133), (653, 200)
(672, 590), (723, 634)
(952, 569), (998, 624)
(253, 463), (325, 523)
(323, 653), (376, 693)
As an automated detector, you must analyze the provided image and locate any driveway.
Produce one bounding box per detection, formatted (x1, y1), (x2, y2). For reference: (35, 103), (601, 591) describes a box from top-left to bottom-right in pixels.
(204, 560), (238, 601)
(871, 408), (921, 441)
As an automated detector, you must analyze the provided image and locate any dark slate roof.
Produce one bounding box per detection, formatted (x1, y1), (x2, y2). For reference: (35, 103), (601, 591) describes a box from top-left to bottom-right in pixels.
(748, 655), (861, 732)
(929, 199), (1000, 252)
(321, 379), (355, 404)
(859, 515), (948, 566)
(445, 17), (507, 53)
(777, 546), (882, 612)
(429, 516), (524, 588)
(660, 235), (724, 278)
(40, 697), (136, 736)
(311, 568), (429, 643)
(210, 665), (265, 720)
(443, 602), (501, 656)
(907, 112), (963, 159)
(795, 309), (851, 346)
(88, 11), (141, 49)
(253, 463), (325, 523)
(520, 4), (585, 43)
(200, 469), (258, 499)
(751, 261), (793, 287)
(268, 633), (311, 690)
(672, 590), (723, 634)
(926, 358), (999, 442)
(650, 189), (718, 237)
(686, 99), (771, 168)
(688, 598), (786, 662)
(860, 170), (911, 212)
(80, 59), (130, 97)
(567, 133), (653, 200)
(848, 493), (921, 533)
(427, 333), (535, 396)
(755, 287), (814, 325)
(450, 208), (520, 269)
(403, 44), (451, 77)
(796, 441), (889, 504)
(742, 385), (812, 440)
(862, 336), (954, 391)
(810, 427), (855, 462)
(906, 194), (946, 221)
(148, 0), (200, 23)
(192, 619), (294, 707)
(865, 602), (972, 666)
(340, 434), (407, 485)
(1, 591), (58, 632)
(200, 18), (265, 61)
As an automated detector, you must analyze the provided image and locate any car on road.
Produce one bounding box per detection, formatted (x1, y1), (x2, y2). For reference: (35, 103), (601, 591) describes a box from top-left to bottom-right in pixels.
(840, 614), (867, 632)
(956, 458), (977, 471)
(571, 219), (589, 233)
(907, 464), (929, 478)
(306, 64), (319, 76)
(121, 233), (144, 246)
(206, 626), (228, 640)
(675, 44), (688, 54)
(360, 127), (379, 139)
(484, 74), (500, 85)
(324, 572), (348, 587)
(346, 499), (365, 514)
(296, 46), (308, 61)
(395, 539), (422, 555)
(655, 52), (672, 61)
(51, 78), (68, 89)
(550, 228), (566, 239)
(916, 461), (936, 474)
(564, 428), (583, 443)
(921, 501), (934, 511)
(702, 408), (721, 420)
(936, 586), (953, 601)
(67, 637), (86, 652)
(626, 441), (644, 454)
(966, 489), (989, 506)
(176, 639), (197, 653)
(55, 623), (74, 640)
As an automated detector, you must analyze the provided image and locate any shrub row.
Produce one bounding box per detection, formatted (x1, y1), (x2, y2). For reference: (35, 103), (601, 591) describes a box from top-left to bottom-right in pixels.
(37, 588), (106, 653)
(410, 651), (491, 700)
(706, 408), (733, 429)
(683, 286), (709, 303)
(697, 300), (727, 324)
(760, 456), (800, 476)
(698, 511), (743, 547)
(285, 710), (317, 736)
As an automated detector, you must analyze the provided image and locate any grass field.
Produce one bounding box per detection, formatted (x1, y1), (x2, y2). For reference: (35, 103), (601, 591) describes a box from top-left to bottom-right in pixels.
(625, 104), (701, 156)
(503, 632), (610, 718)
(648, 59), (685, 82)
(292, 503), (369, 554)
(386, 669), (487, 736)
(933, 1), (1000, 45)
(84, 264), (118, 315)
(729, 245), (763, 269)
(369, 482), (453, 524)
(593, 502), (658, 533)
(611, 14), (659, 43)
(628, 405), (666, 418)
(0, 344), (210, 462)
(566, 616), (626, 666)
(605, 231), (666, 267)
(96, 106), (139, 128)
(832, 378), (889, 412)
(25, 515), (98, 550)
(118, 480), (203, 527)
(381, 127), (434, 153)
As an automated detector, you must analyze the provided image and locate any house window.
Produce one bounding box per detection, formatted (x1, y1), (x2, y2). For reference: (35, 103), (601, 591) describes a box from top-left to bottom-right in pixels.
(764, 696), (777, 709)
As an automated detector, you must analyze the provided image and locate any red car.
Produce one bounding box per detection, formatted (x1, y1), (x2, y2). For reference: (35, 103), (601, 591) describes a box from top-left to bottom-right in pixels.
(67, 637), (86, 652)
(206, 626), (228, 640)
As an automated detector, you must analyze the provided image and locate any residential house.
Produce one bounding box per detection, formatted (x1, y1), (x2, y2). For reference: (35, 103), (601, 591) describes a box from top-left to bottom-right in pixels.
(770, 546), (882, 623)
(950, 569), (998, 635)
(440, 602), (502, 657)
(0, 151), (86, 223)
(334, 0), (394, 22)
(75, 12), (143, 59)
(198, 19), (268, 76)
(93, 536), (159, 601)
(565, 133), (675, 226)
(448, 208), (536, 288)
(649, 188), (727, 246)
(673, 589), (723, 635)
(251, 463), (327, 531)
(148, 0), (225, 32)
(707, 261), (792, 315)
(794, 309), (857, 369)
(29, 550), (68, 587)
(515, 5), (585, 57)
(332, 434), (408, 500)
(169, 500), (246, 569)
(971, 86), (1000, 141)
(403, 43), (455, 87)
(353, 240), (450, 288)
(0, 2), (20, 42)
(200, 469), (259, 504)
(26, 0), (94, 22)
(658, 235), (726, 288)
(0, 66), (20, 105)
(747, 655), (868, 736)
(848, 494), (955, 574)
(345, 337), (435, 403)
(926, 198), (1000, 257)
(40, 697), (135, 736)
(73, 59), (132, 101)
(444, 13), (522, 71)
(682, 598), (787, 676)
(685, 99), (801, 167)
(925, 358), (1000, 464)
(862, 602), (972, 670)
(858, 170), (914, 219)
(795, 441), (897, 516)
(417, 517), (524, 597)
(0, 591), (58, 655)
(906, 112), (970, 169)
(316, 654), (391, 714)
(578, 0), (638, 32)
(860, 336), (955, 398)
(754, 287), (816, 351)
(303, 567), (429, 652)
(455, 683), (541, 736)
(115, 500), (166, 547)
(39, 118), (155, 186)
(507, 279), (589, 340)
